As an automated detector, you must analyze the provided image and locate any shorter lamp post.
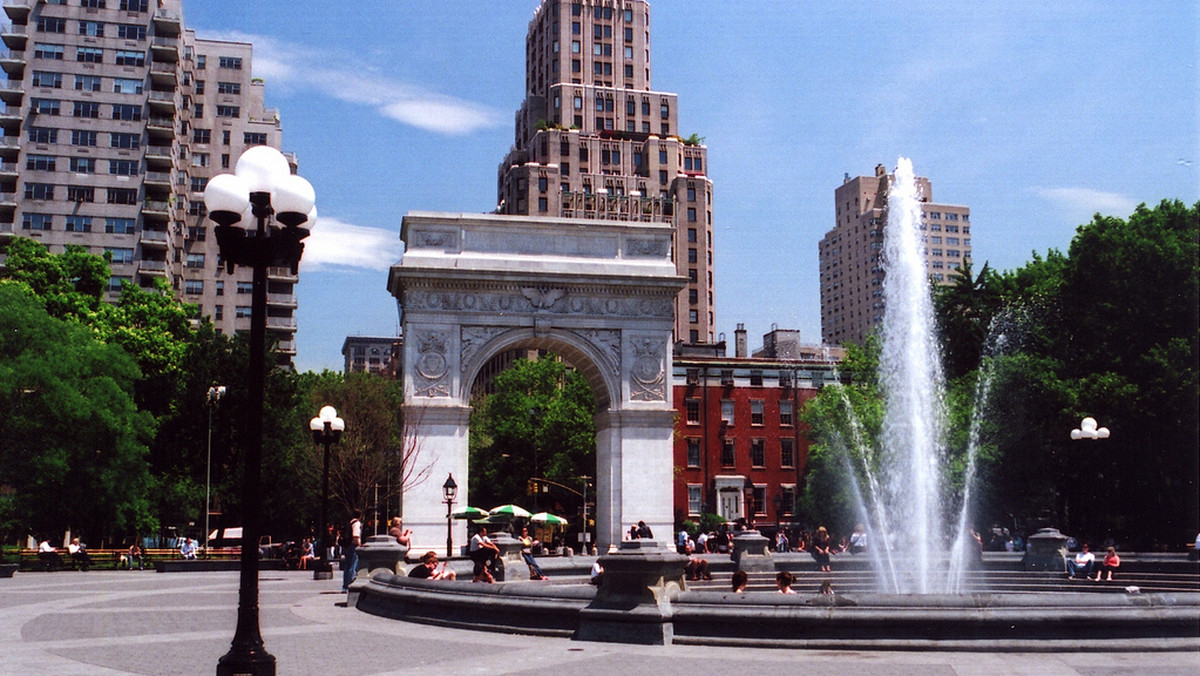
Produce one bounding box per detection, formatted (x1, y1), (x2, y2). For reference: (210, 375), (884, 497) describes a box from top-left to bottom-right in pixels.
(204, 385), (226, 559)
(443, 474), (457, 559)
(309, 406), (344, 580)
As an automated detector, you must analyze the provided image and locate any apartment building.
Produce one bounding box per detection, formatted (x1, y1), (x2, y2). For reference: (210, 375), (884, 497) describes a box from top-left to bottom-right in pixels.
(496, 0), (716, 344)
(819, 164), (972, 345)
(0, 0), (298, 360)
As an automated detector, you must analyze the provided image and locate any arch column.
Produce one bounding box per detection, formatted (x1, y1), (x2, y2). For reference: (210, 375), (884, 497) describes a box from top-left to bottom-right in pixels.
(595, 408), (677, 552)
(400, 404), (472, 555)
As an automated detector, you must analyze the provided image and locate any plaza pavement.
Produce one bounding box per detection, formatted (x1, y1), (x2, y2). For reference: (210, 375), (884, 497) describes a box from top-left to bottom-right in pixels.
(2, 569), (1198, 676)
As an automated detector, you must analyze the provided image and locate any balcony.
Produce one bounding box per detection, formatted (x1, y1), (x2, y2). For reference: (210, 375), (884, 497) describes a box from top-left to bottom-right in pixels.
(0, 160), (15, 178)
(149, 36), (179, 62)
(0, 218), (13, 240)
(0, 79), (20, 106)
(141, 199), (170, 222)
(152, 8), (182, 37)
(139, 229), (168, 248)
(1, 23), (25, 50)
(148, 61), (176, 87)
(267, 266), (298, 282)
(0, 50), (24, 79)
(144, 144), (172, 170)
(147, 90), (176, 114)
(0, 102), (18, 133)
(146, 116), (174, 142)
(2, 1), (31, 23)
(144, 171), (171, 188)
(0, 135), (17, 158)
(274, 340), (296, 356)
(266, 292), (298, 309)
(265, 316), (297, 331)
(137, 259), (168, 277)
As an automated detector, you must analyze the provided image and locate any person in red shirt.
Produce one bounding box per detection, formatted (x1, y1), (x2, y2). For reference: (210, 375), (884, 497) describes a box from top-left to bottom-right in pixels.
(1093, 546), (1120, 581)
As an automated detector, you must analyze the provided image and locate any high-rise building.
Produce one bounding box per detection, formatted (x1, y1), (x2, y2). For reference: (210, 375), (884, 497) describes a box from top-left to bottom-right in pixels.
(819, 164), (972, 345)
(0, 0), (298, 360)
(496, 0), (715, 344)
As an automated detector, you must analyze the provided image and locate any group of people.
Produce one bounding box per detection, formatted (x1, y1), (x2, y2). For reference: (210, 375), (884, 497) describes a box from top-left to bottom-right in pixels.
(36, 538), (94, 570)
(1066, 543), (1121, 581)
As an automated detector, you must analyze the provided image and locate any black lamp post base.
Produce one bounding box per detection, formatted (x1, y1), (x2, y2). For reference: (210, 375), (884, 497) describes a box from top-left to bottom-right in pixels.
(216, 647), (275, 676)
(313, 561), (333, 580)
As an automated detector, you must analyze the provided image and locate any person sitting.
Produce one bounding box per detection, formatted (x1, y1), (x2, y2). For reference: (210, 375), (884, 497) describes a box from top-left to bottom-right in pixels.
(848, 524), (867, 555)
(636, 520), (653, 539)
(126, 543), (144, 570)
(518, 527), (547, 580)
(38, 539), (62, 570)
(469, 526), (499, 583)
(1092, 546), (1120, 581)
(590, 560), (605, 586)
(67, 538), (92, 571)
(408, 551), (457, 580)
(1066, 543), (1095, 579)
(820, 579), (835, 595)
(776, 570), (796, 594)
(684, 557), (711, 581)
(180, 538), (198, 560)
(730, 569), (748, 593)
(298, 538), (315, 570)
(388, 517), (412, 548)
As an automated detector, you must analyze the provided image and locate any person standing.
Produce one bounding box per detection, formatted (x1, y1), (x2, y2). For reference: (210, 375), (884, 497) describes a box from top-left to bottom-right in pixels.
(343, 511), (362, 592)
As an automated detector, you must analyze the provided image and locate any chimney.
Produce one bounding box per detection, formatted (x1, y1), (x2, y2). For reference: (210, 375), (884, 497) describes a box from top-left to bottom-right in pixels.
(735, 323), (747, 358)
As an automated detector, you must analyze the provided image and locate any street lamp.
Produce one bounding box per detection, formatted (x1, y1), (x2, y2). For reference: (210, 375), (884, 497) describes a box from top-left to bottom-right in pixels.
(309, 405), (344, 580)
(205, 385), (226, 558)
(443, 474), (457, 559)
(206, 146), (315, 676)
(1071, 417), (1110, 441)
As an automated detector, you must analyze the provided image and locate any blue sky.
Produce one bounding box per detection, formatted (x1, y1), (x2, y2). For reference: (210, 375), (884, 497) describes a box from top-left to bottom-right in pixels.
(182, 1), (1199, 373)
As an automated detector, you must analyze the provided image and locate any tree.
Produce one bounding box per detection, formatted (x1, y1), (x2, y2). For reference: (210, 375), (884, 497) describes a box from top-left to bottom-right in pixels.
(469, 356), (596, 509)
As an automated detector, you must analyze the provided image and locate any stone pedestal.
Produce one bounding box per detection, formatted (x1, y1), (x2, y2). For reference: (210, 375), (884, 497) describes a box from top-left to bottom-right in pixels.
(731, 530), (774, 572)
(0, 563), (16, 578)
(1023, 527), (1068, 571)
(576, 539), (688, 645)
(491, 532), (522, 582)
(356, 534), (408, 578)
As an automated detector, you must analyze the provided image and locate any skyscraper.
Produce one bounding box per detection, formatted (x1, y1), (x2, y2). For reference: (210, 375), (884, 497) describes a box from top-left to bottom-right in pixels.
(0, 0), (298, 360)
(819, 164), (972, 345)
(496, 0), (715, 344)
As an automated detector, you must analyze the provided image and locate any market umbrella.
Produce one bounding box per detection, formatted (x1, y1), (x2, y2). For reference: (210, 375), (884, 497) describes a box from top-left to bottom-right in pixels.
(488, 504), (532, 519)
(471, 515), (511, 525)
(529, 512), (568, 526)
(452, 506), (488, 520)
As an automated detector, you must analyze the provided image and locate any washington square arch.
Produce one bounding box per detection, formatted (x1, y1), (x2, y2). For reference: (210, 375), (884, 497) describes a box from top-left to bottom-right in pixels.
(387, 211), (684, 553)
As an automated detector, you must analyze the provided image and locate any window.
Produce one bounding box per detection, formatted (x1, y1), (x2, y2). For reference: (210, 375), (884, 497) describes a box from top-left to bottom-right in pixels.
(108, 159), (138, 175)
(750, 439), (765, 468)
(686, 438), (701, 468)
(750, 400), (764, 426)
(217, 81), (241, 95)
(780, 438), (795, 468)
(34, 43), (65, 60)
(721, 439), (735, 467)
(192, 128), (212, 144)
(22, 213), (53, 230)
(685, 399), (700, 424)
(190, 177), (207, 193)
(73, 101), (99, 118)
(218, 56), (243, 69)
(752, 486), (766, 516)
(65, 215), (92, 232)
(243, 132), (267, 145)
(105, 247), (135, 264)
(215, 105), (240, 118)
(66, 185), (94, 203)
(720, 400), (734, 425)
(75, 74), (102, 92)
(110, 132), (140, 149)
(24, 183), (55, 200)
(105, 218), (135, 233)
(112, 78), (142, 94)
(688, 309), (698, 323)
(69, 157), (95, 173)
(236, 281), (253, 294)
(107, 188), (137, 204)
(215, 281), (224, 296)
(184, 279), (204, 295)
(113, 50), (145, 67)
(687, 485), (702, 516)
(108, 276), (130, 293)
(749, 369), (763, 386)
(185, 253), (205, 268)
(188, 200), (206, 216)
(28, 127), (57, 144)
(119, 0), (148, 11)
(82, 0), (106, 8)
(31, 71), (63, 88)
(26, 154), (56, 171)
(115, 24), (146, 40)
(779, 400), (794, 426)
(779, 485), (795, 515)
(235, 306), (252, 319)
(111, 103), (141, 120)
(37, 17), (67, 33)
(76, 47), (103, 63)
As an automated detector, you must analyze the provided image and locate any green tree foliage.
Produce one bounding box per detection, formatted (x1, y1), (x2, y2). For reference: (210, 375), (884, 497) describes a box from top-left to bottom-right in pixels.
(0, 282), (155, 543)
(469, 357), (596, 509)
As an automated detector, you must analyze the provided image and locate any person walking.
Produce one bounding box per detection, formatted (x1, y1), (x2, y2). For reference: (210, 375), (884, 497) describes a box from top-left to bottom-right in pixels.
(343, 511), (362, 592)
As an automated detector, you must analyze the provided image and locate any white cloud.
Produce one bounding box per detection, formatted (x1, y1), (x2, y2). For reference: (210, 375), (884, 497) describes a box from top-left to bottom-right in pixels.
(299, 217), (404, 272)
(1032, 187), (1138, 221)
(200, 31), (503, 135)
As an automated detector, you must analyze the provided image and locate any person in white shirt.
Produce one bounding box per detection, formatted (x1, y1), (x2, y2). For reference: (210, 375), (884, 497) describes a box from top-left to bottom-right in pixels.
(1066, 543), (1095, 579)
(469, 526), (499, 583)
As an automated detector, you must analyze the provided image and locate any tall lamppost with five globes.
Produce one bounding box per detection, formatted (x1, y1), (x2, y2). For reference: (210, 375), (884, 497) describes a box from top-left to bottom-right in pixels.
(205, 146), (315, 676)
(309, 405), (344, 580)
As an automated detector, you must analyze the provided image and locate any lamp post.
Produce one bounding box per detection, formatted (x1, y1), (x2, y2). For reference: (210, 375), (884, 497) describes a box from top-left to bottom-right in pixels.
(205, 385), (226, 558)
(205, 146), (315, 676)
(309, 406), (344, 580)
(1071, 417), (1110, 441)
(443, 474), (457, 559)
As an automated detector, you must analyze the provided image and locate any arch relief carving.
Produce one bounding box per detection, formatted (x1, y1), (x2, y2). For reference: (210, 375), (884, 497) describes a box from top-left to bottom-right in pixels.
(628, 333), (667, 402)
(407, 289), (672, 319)
(412, 330), (451, 398)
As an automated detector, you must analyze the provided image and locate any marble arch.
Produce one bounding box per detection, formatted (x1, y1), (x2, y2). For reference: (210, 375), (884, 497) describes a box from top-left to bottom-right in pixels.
(387, 212), (684, 554)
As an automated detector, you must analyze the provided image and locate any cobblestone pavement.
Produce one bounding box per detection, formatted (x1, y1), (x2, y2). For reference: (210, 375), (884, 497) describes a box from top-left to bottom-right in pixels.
(2, 569), (1197, 675)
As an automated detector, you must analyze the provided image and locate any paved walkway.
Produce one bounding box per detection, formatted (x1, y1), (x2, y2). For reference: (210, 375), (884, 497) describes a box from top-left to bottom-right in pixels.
(2, 569), (1197, 675)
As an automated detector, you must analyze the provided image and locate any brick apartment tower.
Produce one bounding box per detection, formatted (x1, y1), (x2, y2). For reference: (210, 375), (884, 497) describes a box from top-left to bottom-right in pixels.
(496, 0), (715, 344)
(819, 164), (972, 345)
(1, 0), (299, 361)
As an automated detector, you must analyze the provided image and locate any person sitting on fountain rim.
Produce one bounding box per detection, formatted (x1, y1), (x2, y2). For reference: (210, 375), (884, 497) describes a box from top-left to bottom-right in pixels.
(730, 569), (748, 593)
(1092, 546), (1120, 582)
(1066, 543), (1095, 579)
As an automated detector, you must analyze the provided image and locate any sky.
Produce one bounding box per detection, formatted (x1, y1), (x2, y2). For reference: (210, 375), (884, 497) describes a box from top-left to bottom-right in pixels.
(180, 1), (1199, 373)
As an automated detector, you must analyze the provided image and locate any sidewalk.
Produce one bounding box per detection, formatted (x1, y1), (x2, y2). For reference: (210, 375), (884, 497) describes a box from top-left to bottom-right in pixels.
(1, 570), (1197, 675)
